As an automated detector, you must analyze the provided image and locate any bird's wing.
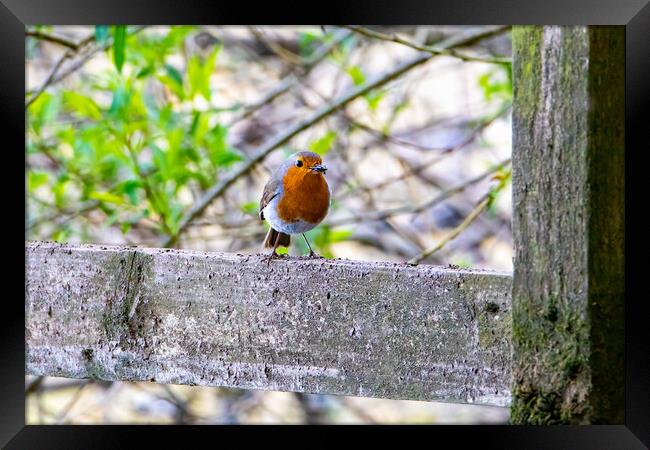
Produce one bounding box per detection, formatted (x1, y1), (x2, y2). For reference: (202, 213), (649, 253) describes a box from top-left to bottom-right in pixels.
(259, 178), (281, 221)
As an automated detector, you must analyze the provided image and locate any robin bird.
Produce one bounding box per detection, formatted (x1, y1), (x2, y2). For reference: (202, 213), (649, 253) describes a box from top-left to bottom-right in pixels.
(259, 151), (330, 260)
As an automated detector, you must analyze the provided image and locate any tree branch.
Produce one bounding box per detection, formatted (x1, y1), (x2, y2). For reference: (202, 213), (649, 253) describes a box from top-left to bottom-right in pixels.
(162, 26), (511, 248)
(329, 159), (511, 228)
(25, 50), (73, 108)
(26, 30), (94, 51)
(407, 165), (511, 266)
(345, 25), (512, 66)
(407, 196), (490, 265)
(25, 26), (147, 107)
(226, 28), (353, 128)
(336, 102), (512, 201)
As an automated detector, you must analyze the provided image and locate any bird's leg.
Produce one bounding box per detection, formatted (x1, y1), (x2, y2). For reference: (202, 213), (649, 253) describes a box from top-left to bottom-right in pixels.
(265, 230), (283, 266)
(302, 233), (322, 258)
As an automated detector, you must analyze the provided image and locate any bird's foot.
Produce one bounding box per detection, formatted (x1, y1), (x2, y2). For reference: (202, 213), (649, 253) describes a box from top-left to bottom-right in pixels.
(264, 251), (281, 266)
(307, 250), (324, 259)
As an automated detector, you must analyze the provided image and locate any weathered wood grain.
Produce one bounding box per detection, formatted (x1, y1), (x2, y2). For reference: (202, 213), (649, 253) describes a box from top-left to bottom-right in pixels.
(26, 241), (513, 406)
(511, 26), (624, 423)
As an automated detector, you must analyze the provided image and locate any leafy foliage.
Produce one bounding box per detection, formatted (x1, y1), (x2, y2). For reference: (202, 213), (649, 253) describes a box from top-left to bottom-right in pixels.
(27, 26), (512, 264)
(27, 26), (240, 240)
(478, 63), (513, 106)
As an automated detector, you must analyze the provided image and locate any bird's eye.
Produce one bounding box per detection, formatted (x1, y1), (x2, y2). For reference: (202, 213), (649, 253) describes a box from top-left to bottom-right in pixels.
(296, 160), (303, 167)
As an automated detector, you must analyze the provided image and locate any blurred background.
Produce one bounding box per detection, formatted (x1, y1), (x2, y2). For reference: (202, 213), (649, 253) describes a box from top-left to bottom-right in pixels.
(26, 25), (512, 424)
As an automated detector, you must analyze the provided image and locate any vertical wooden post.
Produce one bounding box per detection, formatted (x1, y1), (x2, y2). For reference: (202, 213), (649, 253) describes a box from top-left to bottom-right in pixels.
(511, 26), (624, 424)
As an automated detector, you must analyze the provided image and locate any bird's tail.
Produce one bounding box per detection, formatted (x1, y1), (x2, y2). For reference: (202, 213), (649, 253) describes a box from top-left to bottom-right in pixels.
(262, 227), (291, 249)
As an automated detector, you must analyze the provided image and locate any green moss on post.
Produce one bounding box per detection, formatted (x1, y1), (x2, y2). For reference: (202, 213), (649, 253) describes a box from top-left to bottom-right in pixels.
(511, 26), (624, 424)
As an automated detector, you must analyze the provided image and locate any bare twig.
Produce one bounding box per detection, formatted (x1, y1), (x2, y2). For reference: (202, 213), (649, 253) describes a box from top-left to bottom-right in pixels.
(226, 76), (295, 127)
(25, 50), (73, 108)
(25, 376), (44, 395)
(27, 200), (101, 231)
(122, 133), (173, 235)
(407, 196), (490, 265)
(226, 28), (353, 128)
(294, 393), (329, 424)
(55, 381), (89, 423)
(342, 113), (457, 152)
(163, 26), (510, 248)
(345, 25), (512, 65)
(161, 385), (194, 424)
(249, 27), (303, 65)
(25, 26), (147, 106)
(328, 159), (510, 227)
(26, 30), (94, 51)
(336, 102), (512, 201)
(303, 28), (353, 67)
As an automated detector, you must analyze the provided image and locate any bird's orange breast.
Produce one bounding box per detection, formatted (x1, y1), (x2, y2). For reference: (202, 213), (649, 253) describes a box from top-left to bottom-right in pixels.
(277, 166), (330, 224)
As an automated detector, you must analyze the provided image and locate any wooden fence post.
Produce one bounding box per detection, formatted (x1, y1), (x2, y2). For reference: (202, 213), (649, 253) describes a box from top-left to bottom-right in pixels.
(511, 26), (624, 424)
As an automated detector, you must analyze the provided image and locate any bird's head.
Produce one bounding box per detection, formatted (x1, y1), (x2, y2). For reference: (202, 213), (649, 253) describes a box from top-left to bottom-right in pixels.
(288, 151), (327, 176)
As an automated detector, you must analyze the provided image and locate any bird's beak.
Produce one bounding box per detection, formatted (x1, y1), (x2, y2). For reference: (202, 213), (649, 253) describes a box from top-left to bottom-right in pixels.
(311, 164), (327, 173)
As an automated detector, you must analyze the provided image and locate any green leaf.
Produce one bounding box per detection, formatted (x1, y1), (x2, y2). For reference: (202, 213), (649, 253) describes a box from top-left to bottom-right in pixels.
(187, 56), (202, 98)
(95, 25), (110, 45)
(298, 31), (319, 58)
(309, 131), (337, 155)
(113, 25), (127, 73)
(212, 148), (242, 167)
(158, 64), (185, 99)
(240, 201), (258, 216)
(364, 89), (385, 112)
(51, 227), (71, 243)
(62, 91), (102, 120)
(184, 145), (200, 164)
(151, 145), (170, 181)
(346, 65), (365, 86)
(167, 204), (184, 234)
(165, 64), (183, 86)
(89, 191), (127, 205)
(27, 92), (61, 134)
(28, 171), (49, 191)
(190, 111), (209, 146)
(108, 81), (131, 117)
(328, 229), (353, 242)
(158, 76), (183, 100)
(340, 35), (356, 54)
(116, 179), (142, 205)
(120, 221), (132, 234)
(186, 168), (211, 189)
(136, 66), (154, 79)
(53, 175), (70, 209)
(187, 45), (220, 100)
(478, 65), (512, 102)
(451, 257), (473, 269)
(206, 124), (242, 167)
(486, 166), (512, 211)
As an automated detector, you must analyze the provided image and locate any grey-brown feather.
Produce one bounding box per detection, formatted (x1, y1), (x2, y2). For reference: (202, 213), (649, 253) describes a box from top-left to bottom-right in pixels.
(259, 177), (281, 221)
(263, 227), (291, 248)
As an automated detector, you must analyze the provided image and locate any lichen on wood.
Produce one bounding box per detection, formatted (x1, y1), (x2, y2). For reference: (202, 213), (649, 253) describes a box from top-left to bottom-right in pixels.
(511, 26), (624, 424)
(26, 241), (513, 407)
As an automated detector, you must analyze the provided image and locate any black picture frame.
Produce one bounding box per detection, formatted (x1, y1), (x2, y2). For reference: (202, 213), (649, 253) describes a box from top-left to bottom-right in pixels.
(5, 0), (648, 447)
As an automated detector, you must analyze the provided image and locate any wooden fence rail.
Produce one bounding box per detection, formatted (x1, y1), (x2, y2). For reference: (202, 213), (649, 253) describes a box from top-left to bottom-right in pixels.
(26, 241), (513, 407)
